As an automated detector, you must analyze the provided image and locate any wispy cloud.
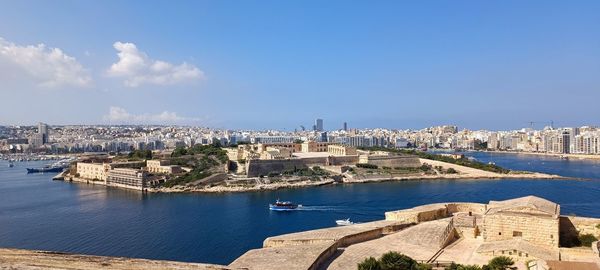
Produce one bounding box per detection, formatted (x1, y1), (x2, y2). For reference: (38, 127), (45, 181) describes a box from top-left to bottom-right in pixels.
(107, 42), (204, 87)
(103, 106), (202, 124)
(0, 37), (92, 88)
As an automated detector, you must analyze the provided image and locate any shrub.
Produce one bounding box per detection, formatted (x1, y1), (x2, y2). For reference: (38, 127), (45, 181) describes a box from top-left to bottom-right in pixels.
(486, 256), (514, 270)
(446, 168), (458, 174)
(420, 164), (432, 172)
(356, 163), (378, 169)
(414, 263), (432, 270)
(446, 263), (482, 270)
(596, 223), (600, 229)
(379, 251), (416, 270)
(578, 233), (598, 247)
(357, 257), (381, 270)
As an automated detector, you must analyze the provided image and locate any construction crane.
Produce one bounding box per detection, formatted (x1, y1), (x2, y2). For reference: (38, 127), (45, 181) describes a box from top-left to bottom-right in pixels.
(527, 121), (555, 129)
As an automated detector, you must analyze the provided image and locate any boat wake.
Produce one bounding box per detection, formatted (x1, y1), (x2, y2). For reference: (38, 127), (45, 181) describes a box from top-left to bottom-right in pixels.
(293, 205), (346, 211)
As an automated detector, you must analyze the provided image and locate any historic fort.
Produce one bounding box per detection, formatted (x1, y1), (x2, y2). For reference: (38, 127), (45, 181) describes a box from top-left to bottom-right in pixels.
(2, 196), (599, 270)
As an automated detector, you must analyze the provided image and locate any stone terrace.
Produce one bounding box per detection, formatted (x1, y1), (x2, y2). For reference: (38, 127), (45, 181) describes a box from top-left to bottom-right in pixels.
(0, 248), (231, 270)
(327, 218), (454, 270)
(229, 220), (412, 270)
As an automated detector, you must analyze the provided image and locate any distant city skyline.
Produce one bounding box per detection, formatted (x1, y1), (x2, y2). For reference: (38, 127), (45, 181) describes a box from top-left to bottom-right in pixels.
(1, 1), (600, 130)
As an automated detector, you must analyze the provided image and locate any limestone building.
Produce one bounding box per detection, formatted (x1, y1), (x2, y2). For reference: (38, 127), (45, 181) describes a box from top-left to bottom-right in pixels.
(106, 168), (149, 191)
(327, 144), (357, 156)
(301, 141), (331, 153)
(146, 160), (183, 174)
(482, 196), (560, 249)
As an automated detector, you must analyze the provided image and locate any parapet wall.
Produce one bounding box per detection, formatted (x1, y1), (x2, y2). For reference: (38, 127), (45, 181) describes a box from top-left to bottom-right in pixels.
(559, 216), (600, 247)
(446, 203), (487, 215)
(246, 156), (360, 177)
(385, 203), (448, 223)
(385, 202), (487, 223)
(365, 155), (421, 168)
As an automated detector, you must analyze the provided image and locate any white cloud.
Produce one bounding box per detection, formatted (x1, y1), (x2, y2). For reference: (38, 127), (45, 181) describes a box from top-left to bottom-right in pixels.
(103, 106), (199, 124)
(0, 37), (92, 88)
(107, 42), (204, 87)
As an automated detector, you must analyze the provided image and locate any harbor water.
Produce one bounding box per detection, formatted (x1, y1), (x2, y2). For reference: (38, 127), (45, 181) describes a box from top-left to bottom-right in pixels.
(1, 152), (600, 265)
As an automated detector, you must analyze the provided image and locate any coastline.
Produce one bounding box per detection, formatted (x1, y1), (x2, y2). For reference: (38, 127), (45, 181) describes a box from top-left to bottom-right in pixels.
(56, 155), (570, 194)
(477, 150), (600, 161)
(145, 158), (568, 194)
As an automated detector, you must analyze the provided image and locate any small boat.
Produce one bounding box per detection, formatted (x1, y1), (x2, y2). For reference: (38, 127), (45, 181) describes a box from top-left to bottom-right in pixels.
(8, 162), (14, 168)
(269, 199), (300, 211)
(336, 218), (354, 226)
(26, 165), (65, 174)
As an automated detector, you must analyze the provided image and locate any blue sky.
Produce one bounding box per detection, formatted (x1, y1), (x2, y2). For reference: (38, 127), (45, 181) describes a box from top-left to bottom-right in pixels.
(0, 1), (599, 130)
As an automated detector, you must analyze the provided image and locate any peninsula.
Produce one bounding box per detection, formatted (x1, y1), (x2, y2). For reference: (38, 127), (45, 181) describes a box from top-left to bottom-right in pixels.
(57, 141), (564, 193)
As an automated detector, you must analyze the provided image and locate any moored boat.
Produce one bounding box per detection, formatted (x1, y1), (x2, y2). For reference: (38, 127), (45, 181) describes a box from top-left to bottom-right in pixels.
(269, 199), (300, 211)
(335, 218), (354, 226)
(26, 165), (65, 174)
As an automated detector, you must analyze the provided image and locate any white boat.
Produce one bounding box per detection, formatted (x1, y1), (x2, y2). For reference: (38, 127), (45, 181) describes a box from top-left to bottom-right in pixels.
(335, 218), (354, 226)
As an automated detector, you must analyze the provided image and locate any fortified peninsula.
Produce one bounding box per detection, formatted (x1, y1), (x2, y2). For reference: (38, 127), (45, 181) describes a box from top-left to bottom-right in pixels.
(56, 141), (563, 193)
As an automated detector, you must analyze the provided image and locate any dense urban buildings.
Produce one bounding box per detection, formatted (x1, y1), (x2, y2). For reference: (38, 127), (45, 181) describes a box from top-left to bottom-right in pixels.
(3, 123), (600, 156)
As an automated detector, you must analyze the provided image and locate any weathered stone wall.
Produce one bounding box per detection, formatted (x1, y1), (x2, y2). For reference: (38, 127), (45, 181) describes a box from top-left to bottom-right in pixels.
(483, 214), (559, 248)
(246, 156), (360, 177)
(446, 203), (487, 215)
(559, 216), (600, 247)
(329, 155), (360, 165)
(385, 204), (448, 223)
(364, 155), (421, 168)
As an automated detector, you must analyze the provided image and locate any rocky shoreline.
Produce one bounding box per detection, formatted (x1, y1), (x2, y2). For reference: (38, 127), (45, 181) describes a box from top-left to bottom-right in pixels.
(146, 158), (568, 194)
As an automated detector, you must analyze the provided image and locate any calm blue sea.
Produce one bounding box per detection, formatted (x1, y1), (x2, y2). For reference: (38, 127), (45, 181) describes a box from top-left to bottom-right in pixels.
(1, 152), (599, 265)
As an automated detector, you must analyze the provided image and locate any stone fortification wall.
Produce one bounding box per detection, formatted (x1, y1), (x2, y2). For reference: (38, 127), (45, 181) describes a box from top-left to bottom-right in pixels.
(247, 158), (325, 177)
(446, 203), (487, 215)
(364, 155), (421, 168)
(559, 216), (600, 247)
(385, 202), (486, 223)
(384, 203), (448, 223)
(483, 214), (559, 248)
(246, 156), (359, 177)
(330, 155), (359, 165)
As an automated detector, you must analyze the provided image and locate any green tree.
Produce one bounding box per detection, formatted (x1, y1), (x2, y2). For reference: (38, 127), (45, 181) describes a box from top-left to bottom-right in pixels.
(358, 257), (381, 270)
(446, 263), (482, 270)
(578, 233), (598, 247)
(486, 256), (514, 270)
(379, 251), (416, 270)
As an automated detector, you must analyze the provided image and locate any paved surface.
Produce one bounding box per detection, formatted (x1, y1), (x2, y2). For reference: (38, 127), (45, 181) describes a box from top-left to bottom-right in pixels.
(326, 219), (452, 270)
(264, 220), (402, 247)
(229, 243), (333, 270)
(0, 248), (230, 270)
